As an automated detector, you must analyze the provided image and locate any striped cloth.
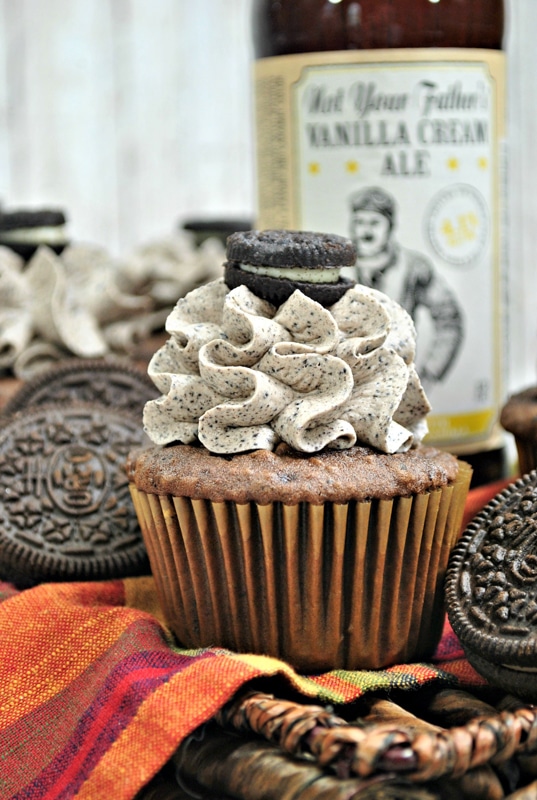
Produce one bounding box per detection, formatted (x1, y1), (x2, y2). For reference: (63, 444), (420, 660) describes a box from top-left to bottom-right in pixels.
(0, 479), (510, 799)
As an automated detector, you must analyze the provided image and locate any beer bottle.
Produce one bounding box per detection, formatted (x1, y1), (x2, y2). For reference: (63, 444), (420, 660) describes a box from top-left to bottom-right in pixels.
(252, 0), (506, 485)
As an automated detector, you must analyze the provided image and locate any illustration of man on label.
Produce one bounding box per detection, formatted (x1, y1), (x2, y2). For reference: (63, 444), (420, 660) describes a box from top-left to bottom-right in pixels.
(349, 186), (463, 394)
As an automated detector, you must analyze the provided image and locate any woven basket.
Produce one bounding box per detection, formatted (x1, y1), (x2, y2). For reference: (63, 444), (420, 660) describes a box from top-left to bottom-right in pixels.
(141, 686), (537, 800)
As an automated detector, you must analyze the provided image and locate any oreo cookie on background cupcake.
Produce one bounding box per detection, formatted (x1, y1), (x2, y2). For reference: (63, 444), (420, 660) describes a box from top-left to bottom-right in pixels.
(446, 471), (537, 701)
(0, 207), (69, 261)
(127, 228), (472, 673)
(182, 217), (252, 249)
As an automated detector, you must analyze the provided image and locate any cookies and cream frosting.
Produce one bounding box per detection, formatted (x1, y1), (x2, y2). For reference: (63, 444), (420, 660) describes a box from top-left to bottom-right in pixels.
(143, 278), (431, 455)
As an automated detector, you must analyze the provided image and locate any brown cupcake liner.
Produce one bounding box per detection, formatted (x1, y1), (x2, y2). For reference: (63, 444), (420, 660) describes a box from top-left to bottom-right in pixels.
(129, 461), (471, 672)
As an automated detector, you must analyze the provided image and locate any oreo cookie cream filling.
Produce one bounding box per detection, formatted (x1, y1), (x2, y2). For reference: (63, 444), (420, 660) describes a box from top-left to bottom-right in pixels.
(143, 274), (431, 455)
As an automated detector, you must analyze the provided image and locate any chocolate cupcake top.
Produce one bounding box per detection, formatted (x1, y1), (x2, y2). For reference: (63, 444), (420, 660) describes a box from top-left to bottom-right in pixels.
(127, 442), (460, 505)
(143, 277), (431, 455)
(224, 229), (356, 307)
(500, 386), (537, 439)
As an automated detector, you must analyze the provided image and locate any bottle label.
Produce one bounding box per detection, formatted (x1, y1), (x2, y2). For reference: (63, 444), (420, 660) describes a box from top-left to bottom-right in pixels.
(254, 49), (506, 449)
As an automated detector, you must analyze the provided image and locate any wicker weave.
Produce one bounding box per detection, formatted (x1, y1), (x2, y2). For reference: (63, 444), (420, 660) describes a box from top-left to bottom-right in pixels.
(152, 687), (537, 800)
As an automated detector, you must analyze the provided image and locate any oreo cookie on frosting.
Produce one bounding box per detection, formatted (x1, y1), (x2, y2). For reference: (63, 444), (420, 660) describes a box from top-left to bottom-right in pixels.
(224, 229), (356, 307)
(446, 471), (537, 700)
(0, 207), (69, 260)
(0, 402), (150, 588)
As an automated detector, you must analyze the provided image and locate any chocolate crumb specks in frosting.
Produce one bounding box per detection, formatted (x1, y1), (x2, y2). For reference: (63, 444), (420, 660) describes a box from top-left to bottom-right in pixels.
(143, 278), (431, 455)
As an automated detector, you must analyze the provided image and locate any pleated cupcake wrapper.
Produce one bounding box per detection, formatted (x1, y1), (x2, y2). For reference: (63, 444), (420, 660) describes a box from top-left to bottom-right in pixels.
(130, 461), (471, 672)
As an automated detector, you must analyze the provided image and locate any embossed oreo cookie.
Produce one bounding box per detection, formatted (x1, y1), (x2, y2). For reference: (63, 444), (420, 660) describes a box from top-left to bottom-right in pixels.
(446, 471), (537, 700)
(224, 229), (356, 307)
(2, 358), (158, 417)
(0, 208), (69, 260)
(0, 403), (150, 588)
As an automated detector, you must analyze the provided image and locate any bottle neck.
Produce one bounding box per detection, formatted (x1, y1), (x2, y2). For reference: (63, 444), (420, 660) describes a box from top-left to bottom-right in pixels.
(253, 0), (504, 58)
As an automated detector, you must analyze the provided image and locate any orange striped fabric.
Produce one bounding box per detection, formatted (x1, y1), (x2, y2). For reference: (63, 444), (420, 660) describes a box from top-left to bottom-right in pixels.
(0, 481), (506, 799)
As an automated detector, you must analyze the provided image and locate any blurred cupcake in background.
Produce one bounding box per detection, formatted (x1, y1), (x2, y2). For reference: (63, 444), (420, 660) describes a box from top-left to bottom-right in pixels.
(501, 386), (537, 476)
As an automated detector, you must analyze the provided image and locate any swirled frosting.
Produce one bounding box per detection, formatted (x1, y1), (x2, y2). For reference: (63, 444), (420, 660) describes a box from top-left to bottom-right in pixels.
(143, 278), (431, 454)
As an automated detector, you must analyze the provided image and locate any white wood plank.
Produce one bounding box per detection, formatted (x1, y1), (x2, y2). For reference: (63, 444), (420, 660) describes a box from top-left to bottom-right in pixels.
(0, 0), (254, 253)
(505, 0), (537, 392)
(0, 0), (120, 248)
(0, 0), (534, 397)
(105, 0), (254, 248)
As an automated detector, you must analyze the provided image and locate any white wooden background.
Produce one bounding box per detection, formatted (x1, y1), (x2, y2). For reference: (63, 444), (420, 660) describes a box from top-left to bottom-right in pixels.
(0, 0), (535, 395)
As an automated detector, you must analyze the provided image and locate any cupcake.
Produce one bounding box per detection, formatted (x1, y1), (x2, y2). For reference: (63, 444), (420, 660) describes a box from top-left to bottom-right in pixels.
(127, 230), (471, 672)
(500, 386), (537, 476)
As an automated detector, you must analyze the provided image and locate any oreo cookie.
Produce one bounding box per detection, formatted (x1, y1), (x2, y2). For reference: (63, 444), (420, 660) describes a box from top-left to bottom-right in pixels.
(0, 208), (69, 260)
(0, 403), (150, 587)
(446, 471), (537, 700)
(2, 358), (158, 417)
(224, 229), (356, 307)
(182, 217), (252, 248)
